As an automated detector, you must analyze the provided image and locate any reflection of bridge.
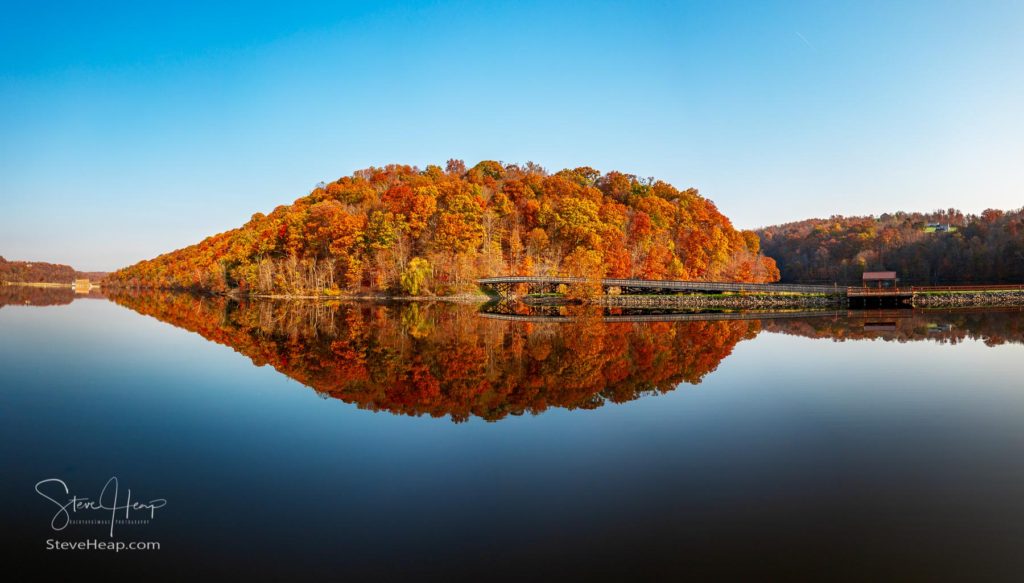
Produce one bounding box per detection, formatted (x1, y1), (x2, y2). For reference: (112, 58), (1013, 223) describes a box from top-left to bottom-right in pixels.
(479, 310), (846, 324)
(477, 276), (840, 296)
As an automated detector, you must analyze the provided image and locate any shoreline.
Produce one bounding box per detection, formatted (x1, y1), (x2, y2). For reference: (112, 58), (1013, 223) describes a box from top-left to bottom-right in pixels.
(526, 290), (1024, 309)
(2, 281), (74, 288)
(912, 290), (1024, 308)
(101, 286), (1024, 309)
(230, 291), (493, 304)
(530, 293), (841, 310)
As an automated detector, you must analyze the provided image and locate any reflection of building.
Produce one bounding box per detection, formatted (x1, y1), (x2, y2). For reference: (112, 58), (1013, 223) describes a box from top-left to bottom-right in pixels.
(862, 271), (897, 289)
(863, 321), (897, 331)
(851, 308), (911, 331)
(74, 279), (92, 293)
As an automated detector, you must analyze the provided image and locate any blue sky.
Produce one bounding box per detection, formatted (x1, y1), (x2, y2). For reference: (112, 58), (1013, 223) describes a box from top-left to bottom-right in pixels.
(2, 1), (1022, 271)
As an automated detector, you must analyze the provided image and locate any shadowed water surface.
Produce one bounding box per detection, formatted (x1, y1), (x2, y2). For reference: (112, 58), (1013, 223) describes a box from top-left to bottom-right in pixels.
(3, 290), (1024, 580)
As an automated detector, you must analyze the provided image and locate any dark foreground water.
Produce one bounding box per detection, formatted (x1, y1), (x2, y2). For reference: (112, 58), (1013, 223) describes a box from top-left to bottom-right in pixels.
(3, 288), (1024, 581)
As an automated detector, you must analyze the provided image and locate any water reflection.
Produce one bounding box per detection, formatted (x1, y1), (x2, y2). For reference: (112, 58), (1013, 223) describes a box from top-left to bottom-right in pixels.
(6, 292), (1024, 579)
(106, 291), (1024, 422)
(766, 307), (1024, 347)
(108, 291), (758, 422)
(0, 284), (105, 308)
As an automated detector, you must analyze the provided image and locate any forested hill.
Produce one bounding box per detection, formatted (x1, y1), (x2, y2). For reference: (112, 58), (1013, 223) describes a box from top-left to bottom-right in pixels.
(109, 160), (780, 295)
(0, 256), (106, 283)
(758, 208), (1024, 285)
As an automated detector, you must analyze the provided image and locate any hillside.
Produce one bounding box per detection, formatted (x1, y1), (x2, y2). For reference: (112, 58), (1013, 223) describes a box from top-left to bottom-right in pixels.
(110, 160), (779, 295)
(758, 208), (1024, 285)
(0, 256), (106, 284)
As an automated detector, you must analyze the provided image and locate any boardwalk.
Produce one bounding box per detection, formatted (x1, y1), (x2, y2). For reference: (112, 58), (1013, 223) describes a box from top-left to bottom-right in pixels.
(477, 276), (840, 296)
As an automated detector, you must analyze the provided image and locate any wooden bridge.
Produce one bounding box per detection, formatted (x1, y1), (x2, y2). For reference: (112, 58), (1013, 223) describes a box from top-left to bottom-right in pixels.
(845, 286), (913, 307)
(477, 276), (840, 296)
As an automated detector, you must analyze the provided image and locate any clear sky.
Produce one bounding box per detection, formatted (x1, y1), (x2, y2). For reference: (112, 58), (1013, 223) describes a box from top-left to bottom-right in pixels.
(2, 1), (1022, 271)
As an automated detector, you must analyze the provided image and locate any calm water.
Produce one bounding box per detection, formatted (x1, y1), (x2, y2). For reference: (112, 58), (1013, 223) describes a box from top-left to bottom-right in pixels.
(3, 287), (1024, 580)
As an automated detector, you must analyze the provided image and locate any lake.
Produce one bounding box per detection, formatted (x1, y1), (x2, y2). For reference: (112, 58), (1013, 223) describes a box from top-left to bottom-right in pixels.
(4, 287), (1024, 580)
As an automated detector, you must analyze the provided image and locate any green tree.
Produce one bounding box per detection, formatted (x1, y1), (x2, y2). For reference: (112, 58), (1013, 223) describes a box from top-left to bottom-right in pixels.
(400, 257), (432, 296)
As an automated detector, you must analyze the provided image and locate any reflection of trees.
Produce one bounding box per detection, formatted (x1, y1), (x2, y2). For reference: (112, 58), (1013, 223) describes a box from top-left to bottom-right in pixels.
(104, 292), (1024, 421)
(762, 309), (1024, 348)
(108, 291), (758, 422)
(0, 285), (78, 308)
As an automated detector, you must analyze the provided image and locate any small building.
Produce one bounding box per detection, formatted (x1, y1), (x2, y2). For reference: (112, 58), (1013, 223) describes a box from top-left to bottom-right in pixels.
(862, 271), (897, 289)
(74, 279), (91, 293)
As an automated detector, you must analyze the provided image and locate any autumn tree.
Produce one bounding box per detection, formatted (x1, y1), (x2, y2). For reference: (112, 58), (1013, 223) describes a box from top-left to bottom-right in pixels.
(562, 246), (604, 300)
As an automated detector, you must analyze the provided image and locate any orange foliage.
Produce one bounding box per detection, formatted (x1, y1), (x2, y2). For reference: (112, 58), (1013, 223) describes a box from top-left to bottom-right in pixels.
(107, 291), (760, 422)
(109, 161), (780, 295)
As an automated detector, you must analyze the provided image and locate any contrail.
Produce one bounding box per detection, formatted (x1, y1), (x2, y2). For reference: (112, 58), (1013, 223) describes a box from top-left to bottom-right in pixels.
(796, 31), (816, 51)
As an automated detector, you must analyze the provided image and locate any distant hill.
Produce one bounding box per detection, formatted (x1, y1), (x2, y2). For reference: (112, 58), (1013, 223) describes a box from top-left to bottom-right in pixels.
(757, 208), (1024, 285)
(109, 160), (780, 295)
(0, 256), (107, 284)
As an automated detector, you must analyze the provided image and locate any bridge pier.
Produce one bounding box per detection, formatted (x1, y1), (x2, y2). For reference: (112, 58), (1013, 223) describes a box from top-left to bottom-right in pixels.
(846, 289), (914, 309)
(847, 294), (913, 309)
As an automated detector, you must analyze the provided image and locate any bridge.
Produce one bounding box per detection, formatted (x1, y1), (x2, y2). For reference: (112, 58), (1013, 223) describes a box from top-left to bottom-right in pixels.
(477, 276), (841, 296)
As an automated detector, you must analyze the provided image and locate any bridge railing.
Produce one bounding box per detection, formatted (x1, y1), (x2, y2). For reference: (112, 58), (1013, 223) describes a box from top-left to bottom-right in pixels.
(910, 284), (1024, 292)
(477, 276), (841, 294)
(846, 287), (913, 295)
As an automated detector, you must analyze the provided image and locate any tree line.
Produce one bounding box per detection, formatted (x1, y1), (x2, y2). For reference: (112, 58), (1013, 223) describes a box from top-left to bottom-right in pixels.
(758, 208), (1024, 285)
(108, 160), (780, 295)
(0, 256), (105, 284)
